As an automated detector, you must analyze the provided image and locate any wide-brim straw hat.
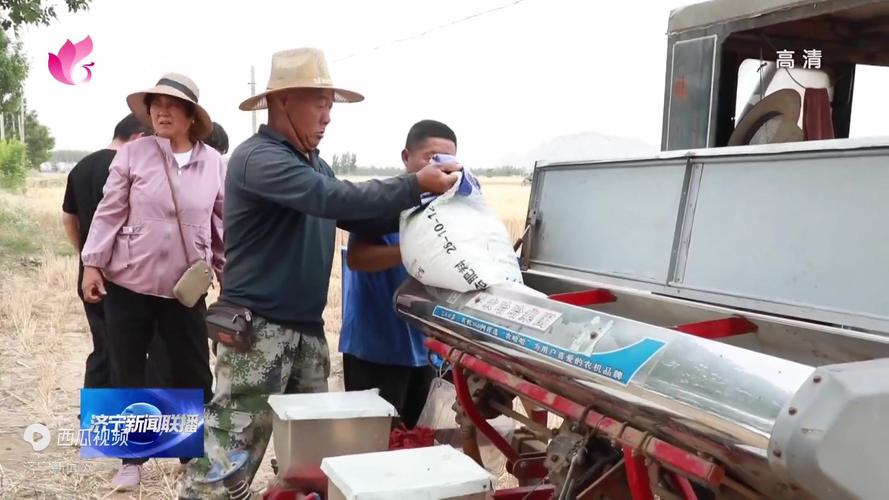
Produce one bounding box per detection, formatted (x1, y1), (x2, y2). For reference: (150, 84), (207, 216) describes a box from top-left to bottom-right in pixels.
(126, 72), (213, 141)
(728, 88), (803, 146)
(239, 47), (363, 111)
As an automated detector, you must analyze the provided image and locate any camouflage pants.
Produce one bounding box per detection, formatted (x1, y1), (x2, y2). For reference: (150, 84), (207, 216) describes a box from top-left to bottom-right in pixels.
(179, 317), (330, 499)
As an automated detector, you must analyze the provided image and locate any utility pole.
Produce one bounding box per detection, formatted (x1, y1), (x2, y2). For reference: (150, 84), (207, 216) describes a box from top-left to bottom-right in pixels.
(249, 65), (257, 134)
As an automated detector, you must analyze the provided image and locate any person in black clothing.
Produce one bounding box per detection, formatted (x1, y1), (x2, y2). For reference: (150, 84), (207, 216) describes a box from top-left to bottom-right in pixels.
(205, 121), (229, 156)
(62, 113), (150, 389)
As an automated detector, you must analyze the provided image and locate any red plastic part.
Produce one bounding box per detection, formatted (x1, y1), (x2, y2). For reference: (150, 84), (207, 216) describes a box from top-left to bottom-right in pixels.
(263, 486), (298, 500)
(452, 364), (521, 465)
(263, 491), (320, 500)
(389, 425), (436, 450)
(530, 408), (549, 426)
(548, 289), (617, 306)
(511, 452), (549, 481)
(644, 439), (723, 485)
(673, 316), (757, 340)
(623, 446), (655, 500)
(673, 472), (699, 500)
(262, 464), (327, 498)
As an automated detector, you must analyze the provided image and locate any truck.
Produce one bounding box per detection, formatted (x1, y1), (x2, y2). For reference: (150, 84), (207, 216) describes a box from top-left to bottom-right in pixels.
(394, 1), (889, 499)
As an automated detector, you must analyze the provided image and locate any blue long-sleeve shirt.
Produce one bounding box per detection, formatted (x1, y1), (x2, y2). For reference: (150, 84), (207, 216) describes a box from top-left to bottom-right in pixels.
(339, 233), (428, 367)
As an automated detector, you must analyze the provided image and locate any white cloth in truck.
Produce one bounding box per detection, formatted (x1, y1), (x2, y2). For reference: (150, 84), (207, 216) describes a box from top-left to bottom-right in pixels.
(399, 166), (524, 293)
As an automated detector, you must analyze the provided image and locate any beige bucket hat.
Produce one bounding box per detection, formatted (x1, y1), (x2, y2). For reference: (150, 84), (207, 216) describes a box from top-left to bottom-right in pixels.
(126, 72), (213, 141)
(728, 89), (803, 146)
(239, 47), (364, 111)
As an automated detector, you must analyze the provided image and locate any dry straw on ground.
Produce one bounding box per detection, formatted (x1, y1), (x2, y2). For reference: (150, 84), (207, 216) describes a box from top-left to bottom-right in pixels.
(0, 174), (531, 499)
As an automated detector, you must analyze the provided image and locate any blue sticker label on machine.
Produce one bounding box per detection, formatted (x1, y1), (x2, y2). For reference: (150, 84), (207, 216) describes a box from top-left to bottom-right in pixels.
(432, 306), (666, 385)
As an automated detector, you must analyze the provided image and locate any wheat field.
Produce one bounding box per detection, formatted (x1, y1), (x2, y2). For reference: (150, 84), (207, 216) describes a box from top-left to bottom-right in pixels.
(0, 173), (531, 499)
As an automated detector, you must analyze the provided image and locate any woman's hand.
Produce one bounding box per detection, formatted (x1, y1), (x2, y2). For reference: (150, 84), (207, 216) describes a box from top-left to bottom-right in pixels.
(82, 266), (107, 303)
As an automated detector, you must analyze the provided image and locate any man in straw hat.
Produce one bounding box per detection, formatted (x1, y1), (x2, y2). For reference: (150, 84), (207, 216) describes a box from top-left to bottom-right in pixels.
(180, 48), (461, 497)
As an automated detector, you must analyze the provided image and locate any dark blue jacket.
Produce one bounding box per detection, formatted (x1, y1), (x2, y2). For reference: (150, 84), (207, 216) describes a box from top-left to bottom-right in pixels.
(221, 125), (420, 335)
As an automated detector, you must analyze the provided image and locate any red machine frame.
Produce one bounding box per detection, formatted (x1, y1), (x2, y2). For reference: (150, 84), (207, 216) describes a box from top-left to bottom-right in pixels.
(425, 287), (760, 499)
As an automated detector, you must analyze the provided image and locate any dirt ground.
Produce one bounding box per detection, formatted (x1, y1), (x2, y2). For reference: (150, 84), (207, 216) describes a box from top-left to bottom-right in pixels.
(0, 174), (529, 499)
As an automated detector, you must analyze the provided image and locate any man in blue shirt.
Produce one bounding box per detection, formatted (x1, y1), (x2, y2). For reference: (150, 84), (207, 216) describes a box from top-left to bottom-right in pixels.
(339, 120), (458, 428)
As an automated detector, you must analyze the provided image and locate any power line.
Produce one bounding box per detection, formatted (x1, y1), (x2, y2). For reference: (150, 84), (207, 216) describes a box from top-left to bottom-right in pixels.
(333, 0), (532, 63)
(761, 34), (810, 90)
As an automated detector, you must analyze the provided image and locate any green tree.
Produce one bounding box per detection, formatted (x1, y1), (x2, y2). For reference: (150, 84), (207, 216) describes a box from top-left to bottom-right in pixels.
(0, 32), (28, 123)
(24, 111), (54, 168)
(0, 139), (28, 190)
(480, 165), (528, 177)
(331, 152), (359, 174)
(0, 0), (91, 32)
(354, 165), (402, 176)
(343, 152), (357, 174)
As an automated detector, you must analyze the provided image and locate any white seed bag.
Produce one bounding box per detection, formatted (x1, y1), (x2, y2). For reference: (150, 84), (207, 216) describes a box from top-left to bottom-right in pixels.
(400, 167), (524, 293)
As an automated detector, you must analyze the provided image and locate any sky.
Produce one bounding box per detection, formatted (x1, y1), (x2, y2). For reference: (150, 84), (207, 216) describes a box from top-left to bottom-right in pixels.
(14, 0), (889, 167)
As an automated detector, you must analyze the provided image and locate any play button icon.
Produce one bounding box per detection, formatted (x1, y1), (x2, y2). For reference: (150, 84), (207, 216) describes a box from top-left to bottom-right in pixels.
(23, 423), (50, 452)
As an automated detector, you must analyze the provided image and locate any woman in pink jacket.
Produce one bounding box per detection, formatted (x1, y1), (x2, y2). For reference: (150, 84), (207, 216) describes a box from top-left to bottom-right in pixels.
(80, 73), (224, 490)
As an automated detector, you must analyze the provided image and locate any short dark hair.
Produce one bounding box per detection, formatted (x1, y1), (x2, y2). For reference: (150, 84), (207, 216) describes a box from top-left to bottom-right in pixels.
(113, 113), (150, 140)
(405, 120), (457, 151)
(205, 122), (229, 155)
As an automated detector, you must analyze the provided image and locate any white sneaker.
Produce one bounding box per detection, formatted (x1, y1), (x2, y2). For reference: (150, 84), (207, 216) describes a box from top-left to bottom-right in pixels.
(111, 463), (142, 491)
